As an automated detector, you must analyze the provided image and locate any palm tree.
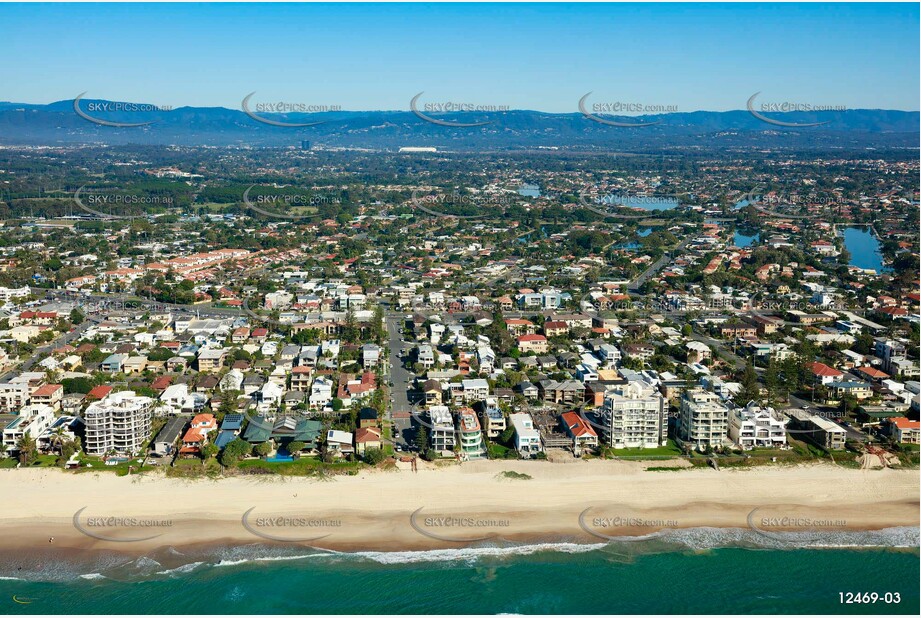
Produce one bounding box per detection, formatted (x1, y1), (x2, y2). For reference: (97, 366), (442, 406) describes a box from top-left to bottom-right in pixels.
(16, 434), (37, 465)
(49, 426), (67, 455)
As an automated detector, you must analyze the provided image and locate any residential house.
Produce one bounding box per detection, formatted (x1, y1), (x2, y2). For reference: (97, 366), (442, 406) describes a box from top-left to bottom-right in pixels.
(428, 406), (455, 454)
(30, 383), (63, 411)
(326, 429), (355, 457)
(560, 411), (598, 452)
(517, 334), (549, 354)
(361, 344), (381, 369)
(100, 353), (128, 373)
(808, 362), (844, 385)
(197, 348), (228, 372)
(728, 402), (787, 450)
(828, 380), (873, 401)
(358, 407), (379, 428)
(151, 414), (189, 457)
(480, 398), (506, 438)
(786, 410), (847, 450)
(686, 341), (711, 364)
(2, 404), (55, 454)
(510, 413), (542, 458)
(309, 376), (334, 410)
(457, 408), (486, 460)
(884, 417), (920, 444)
(355, 427), (383, 455)
(422, 379), (443, 407)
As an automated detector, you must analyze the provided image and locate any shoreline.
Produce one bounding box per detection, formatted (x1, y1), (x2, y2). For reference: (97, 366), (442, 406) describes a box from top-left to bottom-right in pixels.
(1, 460), (917, 561)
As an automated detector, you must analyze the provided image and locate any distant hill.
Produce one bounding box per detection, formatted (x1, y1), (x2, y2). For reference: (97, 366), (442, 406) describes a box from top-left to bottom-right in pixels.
(0, 98), (917, 151)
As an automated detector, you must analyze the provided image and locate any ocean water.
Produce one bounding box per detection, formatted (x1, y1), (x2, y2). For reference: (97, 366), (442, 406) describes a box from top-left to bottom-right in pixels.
(2, 529), (919, 614)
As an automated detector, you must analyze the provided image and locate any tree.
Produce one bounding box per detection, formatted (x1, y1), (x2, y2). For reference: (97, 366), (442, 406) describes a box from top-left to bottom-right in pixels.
(49, 426), (67, 455)
(219, 438), (252, 466)
(363, 447), (385, 465)
(62, 377), (93, 394)
(70, 307), (85, 325)
(498, 425), (515, 447)
(201, 443), (218, 462)
(763, 359), (781, 403)
(16, 434), (37, 464)
(254, 441), (273, 457)
(414, 426), (429, 452)
(839, 394), (859, 416)
(287, 441), (306, 454)
(736, 361), (760, 404)
(371, 305), (385, 344)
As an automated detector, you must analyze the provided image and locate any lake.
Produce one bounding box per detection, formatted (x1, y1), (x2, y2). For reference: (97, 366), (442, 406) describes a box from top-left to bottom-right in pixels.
(843, 226), (887, 272)
(518, 184), (540, 198)
(603, 195), (679, 211)
(733, 230), (759, 248)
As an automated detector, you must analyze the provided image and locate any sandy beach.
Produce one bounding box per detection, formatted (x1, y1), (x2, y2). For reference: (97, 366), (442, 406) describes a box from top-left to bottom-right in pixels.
(0, 460), (917, 556)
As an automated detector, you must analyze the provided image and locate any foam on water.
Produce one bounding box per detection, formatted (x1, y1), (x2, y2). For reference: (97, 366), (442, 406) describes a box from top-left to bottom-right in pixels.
(2, 527), (917, 582)
(352, 542), (609, 565)
(155, 561), (205, 576)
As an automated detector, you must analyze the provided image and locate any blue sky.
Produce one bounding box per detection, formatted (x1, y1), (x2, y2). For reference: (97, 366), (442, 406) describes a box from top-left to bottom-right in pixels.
(1, 2), (917, 112)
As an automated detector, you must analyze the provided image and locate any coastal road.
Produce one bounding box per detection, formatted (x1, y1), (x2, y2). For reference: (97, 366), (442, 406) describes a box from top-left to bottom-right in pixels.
(386, 315), (413, 447)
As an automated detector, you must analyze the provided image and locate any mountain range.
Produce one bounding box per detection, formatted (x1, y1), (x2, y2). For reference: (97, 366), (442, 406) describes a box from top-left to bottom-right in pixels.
(0, 98), (917, 151)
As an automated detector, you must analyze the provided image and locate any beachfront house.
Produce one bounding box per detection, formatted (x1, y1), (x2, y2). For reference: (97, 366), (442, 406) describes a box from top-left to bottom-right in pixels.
(510, 413), (542, 458)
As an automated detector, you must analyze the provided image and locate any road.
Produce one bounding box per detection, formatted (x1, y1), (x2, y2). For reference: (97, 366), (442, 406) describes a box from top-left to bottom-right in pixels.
(385, 315), (413, 447)
(627, 237), (692, 292)
(688, 332), (747, 372)
(788, 394), (869, 443)
(0, 319), (96, 381)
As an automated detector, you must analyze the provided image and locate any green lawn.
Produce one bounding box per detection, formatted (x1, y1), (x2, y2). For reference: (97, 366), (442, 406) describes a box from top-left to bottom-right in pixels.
(381, 424), (394, 457)
(487, 442), (517, 459)
(607, 439), (684, 459)
(72, 455), (154, 476)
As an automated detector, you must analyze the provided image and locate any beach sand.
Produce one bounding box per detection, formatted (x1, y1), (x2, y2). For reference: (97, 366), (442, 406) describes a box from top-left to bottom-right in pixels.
(0, 460), (917, 556)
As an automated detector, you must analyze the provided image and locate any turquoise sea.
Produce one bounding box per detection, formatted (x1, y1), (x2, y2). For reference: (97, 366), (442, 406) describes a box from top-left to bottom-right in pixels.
(2, 531), (919, 614)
